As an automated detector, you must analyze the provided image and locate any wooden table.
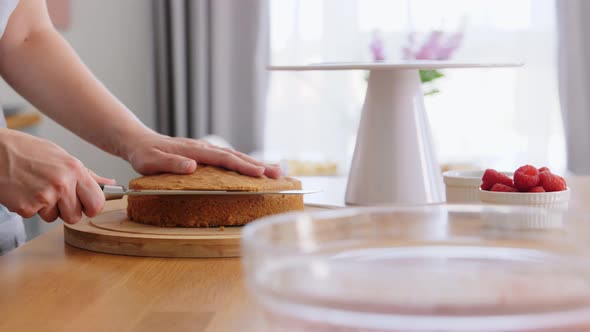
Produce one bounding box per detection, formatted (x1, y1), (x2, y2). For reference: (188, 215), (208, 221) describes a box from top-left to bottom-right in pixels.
(1, 176), (589, 332)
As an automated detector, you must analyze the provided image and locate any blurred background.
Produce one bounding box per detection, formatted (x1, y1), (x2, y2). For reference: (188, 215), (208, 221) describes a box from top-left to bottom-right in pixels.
(3, 0), (588, 237)
(265, 0), (562, 174)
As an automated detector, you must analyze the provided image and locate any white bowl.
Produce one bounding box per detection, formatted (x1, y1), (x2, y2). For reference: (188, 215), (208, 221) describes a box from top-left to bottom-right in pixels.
(479, 188), (570, 229)
(443, 170), (513, 204)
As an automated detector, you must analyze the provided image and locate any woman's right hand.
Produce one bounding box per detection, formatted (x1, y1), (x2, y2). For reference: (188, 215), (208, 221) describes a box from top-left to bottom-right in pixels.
(0, 129), (115, 224)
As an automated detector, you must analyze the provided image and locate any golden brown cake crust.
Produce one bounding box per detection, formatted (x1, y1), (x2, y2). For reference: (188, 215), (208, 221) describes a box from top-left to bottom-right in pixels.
(127, 166), (304, 227)
(129, 165), (301, 191)
(128, 195), (304, 227)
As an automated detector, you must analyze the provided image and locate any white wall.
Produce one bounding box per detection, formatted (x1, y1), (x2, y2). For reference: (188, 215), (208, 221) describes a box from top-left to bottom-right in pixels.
(0, 0), (156, 184)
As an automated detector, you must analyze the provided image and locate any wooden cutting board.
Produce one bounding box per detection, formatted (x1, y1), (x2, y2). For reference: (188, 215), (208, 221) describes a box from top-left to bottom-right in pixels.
(64, 202), (338, 258)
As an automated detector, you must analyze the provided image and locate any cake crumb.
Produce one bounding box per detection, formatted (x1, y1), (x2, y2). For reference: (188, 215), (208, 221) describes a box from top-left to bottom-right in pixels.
(219, 226), (225, 231)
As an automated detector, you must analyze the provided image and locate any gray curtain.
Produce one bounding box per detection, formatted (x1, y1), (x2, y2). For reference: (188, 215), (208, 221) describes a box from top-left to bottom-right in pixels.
(152, 0), (269, 153)
(557, 0), (590, 174)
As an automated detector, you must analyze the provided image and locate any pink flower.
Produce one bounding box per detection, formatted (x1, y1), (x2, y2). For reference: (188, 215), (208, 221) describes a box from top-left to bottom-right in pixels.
(436, 32), (463, 60)
(369, 33), (386, 61)
(414, 30), (444, 60)
(403, 29), (464, 60)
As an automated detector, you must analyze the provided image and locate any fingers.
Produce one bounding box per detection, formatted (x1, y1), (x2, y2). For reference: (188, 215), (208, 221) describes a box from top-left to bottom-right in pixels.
(38, 206), (59, 223)
(57, 189), (82, 224)
(50, 163), (106, 223)
(33, 188), (59, 222)
(133, 149), (197, 175)
(77, 170), (107, 218)
(87, 169), (117, 185)
(193, 139), (281, 178)
(129, 136), (281, 178)
(220, 148), (282, 179)
(180, 144), (265, 177)
(38, 167), (109, 223)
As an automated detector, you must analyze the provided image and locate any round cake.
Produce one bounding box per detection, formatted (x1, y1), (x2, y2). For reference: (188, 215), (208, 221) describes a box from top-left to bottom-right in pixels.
(127, 165), (304, 227)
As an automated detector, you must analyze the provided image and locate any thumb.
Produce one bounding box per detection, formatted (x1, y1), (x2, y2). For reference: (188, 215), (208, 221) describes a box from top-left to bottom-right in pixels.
(136, 150), (197, 175)
(87, 168), (117, 185)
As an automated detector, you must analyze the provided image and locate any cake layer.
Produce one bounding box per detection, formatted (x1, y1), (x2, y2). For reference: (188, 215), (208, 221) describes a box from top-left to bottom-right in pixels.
(129, 165), (301, 192)
(127, 165), (304, 227)
(127, 194), (304, 227)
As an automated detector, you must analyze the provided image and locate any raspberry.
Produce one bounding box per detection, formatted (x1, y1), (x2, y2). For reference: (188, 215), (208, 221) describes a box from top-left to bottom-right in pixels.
(539, 171), (566, 192)
(480, 182), (493, 190)
(491, 183), (518, 192)
(539, 167), (550, 173)
(529, 186), (546, 193)
(481, 169), (513, 191)
(514, 165), (540, 191)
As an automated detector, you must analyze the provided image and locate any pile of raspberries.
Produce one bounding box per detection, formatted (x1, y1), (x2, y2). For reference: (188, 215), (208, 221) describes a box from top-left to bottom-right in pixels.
(481, 165), (567, 193)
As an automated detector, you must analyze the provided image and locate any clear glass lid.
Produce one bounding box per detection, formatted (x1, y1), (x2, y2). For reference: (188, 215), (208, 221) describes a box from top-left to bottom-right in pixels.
(242, 205), (590, 332)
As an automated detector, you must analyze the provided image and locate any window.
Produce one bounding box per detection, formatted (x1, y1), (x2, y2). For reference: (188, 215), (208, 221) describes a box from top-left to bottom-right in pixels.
(265, 0), (563, 174)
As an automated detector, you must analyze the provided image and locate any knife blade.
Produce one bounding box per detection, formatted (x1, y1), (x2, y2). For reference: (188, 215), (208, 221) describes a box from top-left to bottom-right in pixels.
(100, 184), (321, 201)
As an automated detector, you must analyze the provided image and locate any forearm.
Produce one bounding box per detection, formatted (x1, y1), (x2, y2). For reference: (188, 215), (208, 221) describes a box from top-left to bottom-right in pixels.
(0, 27), (152, 159)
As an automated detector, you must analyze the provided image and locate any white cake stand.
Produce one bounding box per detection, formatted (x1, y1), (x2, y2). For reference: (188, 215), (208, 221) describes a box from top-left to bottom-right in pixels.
(271, 61), (522, 206)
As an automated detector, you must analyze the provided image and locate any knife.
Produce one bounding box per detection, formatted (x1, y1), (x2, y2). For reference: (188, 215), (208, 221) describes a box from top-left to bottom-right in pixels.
(100, 184), (321, 201)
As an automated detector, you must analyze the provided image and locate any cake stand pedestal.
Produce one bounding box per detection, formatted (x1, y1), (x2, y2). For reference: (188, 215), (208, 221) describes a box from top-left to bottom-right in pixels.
(271, 61), (521, 206)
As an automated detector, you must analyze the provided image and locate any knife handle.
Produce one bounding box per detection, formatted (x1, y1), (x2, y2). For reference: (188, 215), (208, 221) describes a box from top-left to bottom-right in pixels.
(99, 184), (126, 201)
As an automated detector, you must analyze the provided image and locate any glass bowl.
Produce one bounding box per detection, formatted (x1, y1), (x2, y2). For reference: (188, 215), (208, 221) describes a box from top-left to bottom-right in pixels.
(242, 205), (590, 332)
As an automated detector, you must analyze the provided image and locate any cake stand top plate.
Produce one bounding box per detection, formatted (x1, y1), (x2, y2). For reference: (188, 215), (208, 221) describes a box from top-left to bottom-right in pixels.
(270, 61), (523, 71)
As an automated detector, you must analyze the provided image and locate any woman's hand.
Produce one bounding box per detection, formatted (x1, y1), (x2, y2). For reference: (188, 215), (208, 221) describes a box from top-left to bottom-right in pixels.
(124, 133), (281, 178)
(0, 129), (115, 224)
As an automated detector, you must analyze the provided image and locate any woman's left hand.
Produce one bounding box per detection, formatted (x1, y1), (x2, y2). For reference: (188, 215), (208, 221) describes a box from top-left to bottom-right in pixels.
(124, 133), (281, 179)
